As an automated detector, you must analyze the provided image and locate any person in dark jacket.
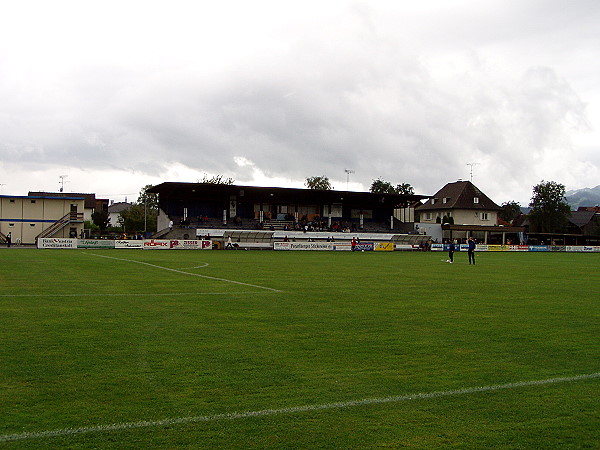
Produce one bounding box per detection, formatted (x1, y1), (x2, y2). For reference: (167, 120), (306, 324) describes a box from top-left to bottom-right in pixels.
(468, 237), (476, 265)
(448, 240), (455, 263)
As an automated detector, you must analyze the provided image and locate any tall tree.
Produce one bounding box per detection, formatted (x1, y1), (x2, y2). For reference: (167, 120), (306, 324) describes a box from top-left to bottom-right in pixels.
(137, 184), (159, 212)
(499, 201), (522, 224)
(396, 183), (415, 195)
(305, 176), (332, 190)
(370, 178), (396, 194)
(91, 210), (110, 231)
(199, 174), (235, 185)
(370, 178), (414, 195)
(528, 181), (571, 233)
(118, 204), (157, 233)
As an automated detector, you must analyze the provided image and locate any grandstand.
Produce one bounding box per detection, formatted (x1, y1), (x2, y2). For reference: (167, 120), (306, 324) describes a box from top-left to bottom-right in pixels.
(148, 182), (431, 248)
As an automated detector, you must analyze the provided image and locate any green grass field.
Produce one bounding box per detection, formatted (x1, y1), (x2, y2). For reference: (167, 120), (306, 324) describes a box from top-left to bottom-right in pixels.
(0, 249), (598, 448)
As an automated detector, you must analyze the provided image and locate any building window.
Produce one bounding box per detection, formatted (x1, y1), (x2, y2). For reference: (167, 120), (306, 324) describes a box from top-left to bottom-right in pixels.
(9, 199), (15, 203)
(481, 212), (488, 220)
(9, 223), (15, 227)
(30, 223), (36, 227)
(31, 200), (36, 203)
(474, 197), (479, 204)
(425, 212), (432, 220)
(443, 197), (448, 204)
(431, 198), (436, 205)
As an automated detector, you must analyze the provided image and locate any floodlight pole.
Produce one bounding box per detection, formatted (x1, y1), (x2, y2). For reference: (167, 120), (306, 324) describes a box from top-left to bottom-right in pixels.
(344, 169), (355, 190)
(59, 175), (68, 192)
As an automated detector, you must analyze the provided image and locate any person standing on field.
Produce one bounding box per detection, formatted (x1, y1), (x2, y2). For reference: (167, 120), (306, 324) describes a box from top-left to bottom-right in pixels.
(448, 240), (455, 263)
(468, 237), (476, 265)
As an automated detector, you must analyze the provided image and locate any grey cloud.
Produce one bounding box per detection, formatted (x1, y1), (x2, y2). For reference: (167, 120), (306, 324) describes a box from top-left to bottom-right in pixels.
(1, 1), (598, 202)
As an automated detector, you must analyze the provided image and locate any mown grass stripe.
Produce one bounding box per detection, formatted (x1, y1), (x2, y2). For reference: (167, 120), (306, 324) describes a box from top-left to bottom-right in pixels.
(2, 372), (598, 443)
(0, 292), (273, 297)
(84, 252), (283, 292)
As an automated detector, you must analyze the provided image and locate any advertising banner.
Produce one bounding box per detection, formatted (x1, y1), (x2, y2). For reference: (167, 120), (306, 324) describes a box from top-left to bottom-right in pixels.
(77, 239), (114, 249)
(353, 242), (375, 252)
(37, 238), (77, 249)
(274, 242), (335, 251)
(509, 245), (529, 252)
(487, 245), (508, 252)
(431, 244), (444, 251)
(115, 240), (144, 249)
(395, 244), (418, 251)
(332, 242), (352, 251)
(528, 245), (548, 252)
(566, 246), (600, 252)
(167, 240), (201, 250)
(143, 239), (209, 249)
(374, 242), (394, 252)
(143, 239), (170, 249)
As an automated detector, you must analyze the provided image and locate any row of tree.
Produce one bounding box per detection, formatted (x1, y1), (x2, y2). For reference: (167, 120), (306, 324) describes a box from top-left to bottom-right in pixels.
(91, 178), (574, 235)
(305, 175), (414, 195)
(307, 177), (575, 234)
(500, 180), (572, 233)
(90, 185), (159, 234)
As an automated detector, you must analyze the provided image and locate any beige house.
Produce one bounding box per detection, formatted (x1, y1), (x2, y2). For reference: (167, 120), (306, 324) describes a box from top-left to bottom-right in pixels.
(416, 180), (502, 241)
(0, 195), (85, 245)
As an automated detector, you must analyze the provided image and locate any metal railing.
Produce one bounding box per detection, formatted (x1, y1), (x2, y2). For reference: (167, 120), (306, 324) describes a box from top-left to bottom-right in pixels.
(36, 212), (84, 239)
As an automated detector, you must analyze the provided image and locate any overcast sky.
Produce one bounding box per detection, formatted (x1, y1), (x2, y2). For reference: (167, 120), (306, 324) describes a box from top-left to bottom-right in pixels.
(1, 0), (599, 205)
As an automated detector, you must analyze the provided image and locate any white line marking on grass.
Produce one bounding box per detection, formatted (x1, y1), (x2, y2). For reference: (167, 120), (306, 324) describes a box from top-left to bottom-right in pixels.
(0, 292), (271, 298)
(84, 252), (283, 293)
(1, 372), (598, 443)
(176, 263), (210, 270)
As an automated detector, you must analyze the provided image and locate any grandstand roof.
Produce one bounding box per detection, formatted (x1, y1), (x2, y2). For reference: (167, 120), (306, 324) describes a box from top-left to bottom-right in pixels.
(148, 182), (429, 208)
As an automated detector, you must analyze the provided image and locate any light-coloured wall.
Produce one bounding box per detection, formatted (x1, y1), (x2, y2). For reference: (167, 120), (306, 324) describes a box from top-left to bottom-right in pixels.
(394, 206), (414, 222)
(452, 209), (497, 225)
(419, 209), (497, 225)
(157, 208), (170, 231)
(1, 197), (85, 244)
(109, 212), (121, 227)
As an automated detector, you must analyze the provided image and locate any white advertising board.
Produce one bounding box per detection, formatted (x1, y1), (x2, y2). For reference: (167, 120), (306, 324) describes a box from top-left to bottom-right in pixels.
(274, 242), (352, 251)
(274, 242), (334, 251)
(115, 240), (144, 249)
(143, 239), (211, 250)
(77, 239), (114, 248)
(566, 246), (600, 252)
(37, 238), (77, 249)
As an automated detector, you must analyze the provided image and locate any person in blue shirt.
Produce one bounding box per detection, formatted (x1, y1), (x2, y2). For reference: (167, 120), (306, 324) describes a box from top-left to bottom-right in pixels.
(448, 240), (455, 263)
(468, 237), (476, 265)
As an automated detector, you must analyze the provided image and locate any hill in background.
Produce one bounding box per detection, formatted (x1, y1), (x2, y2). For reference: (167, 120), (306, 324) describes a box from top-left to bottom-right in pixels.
(566, 185), (600, 209)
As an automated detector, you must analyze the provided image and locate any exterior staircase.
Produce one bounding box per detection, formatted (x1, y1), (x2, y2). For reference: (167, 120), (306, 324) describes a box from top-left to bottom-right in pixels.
(36, 211), (84, 240)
